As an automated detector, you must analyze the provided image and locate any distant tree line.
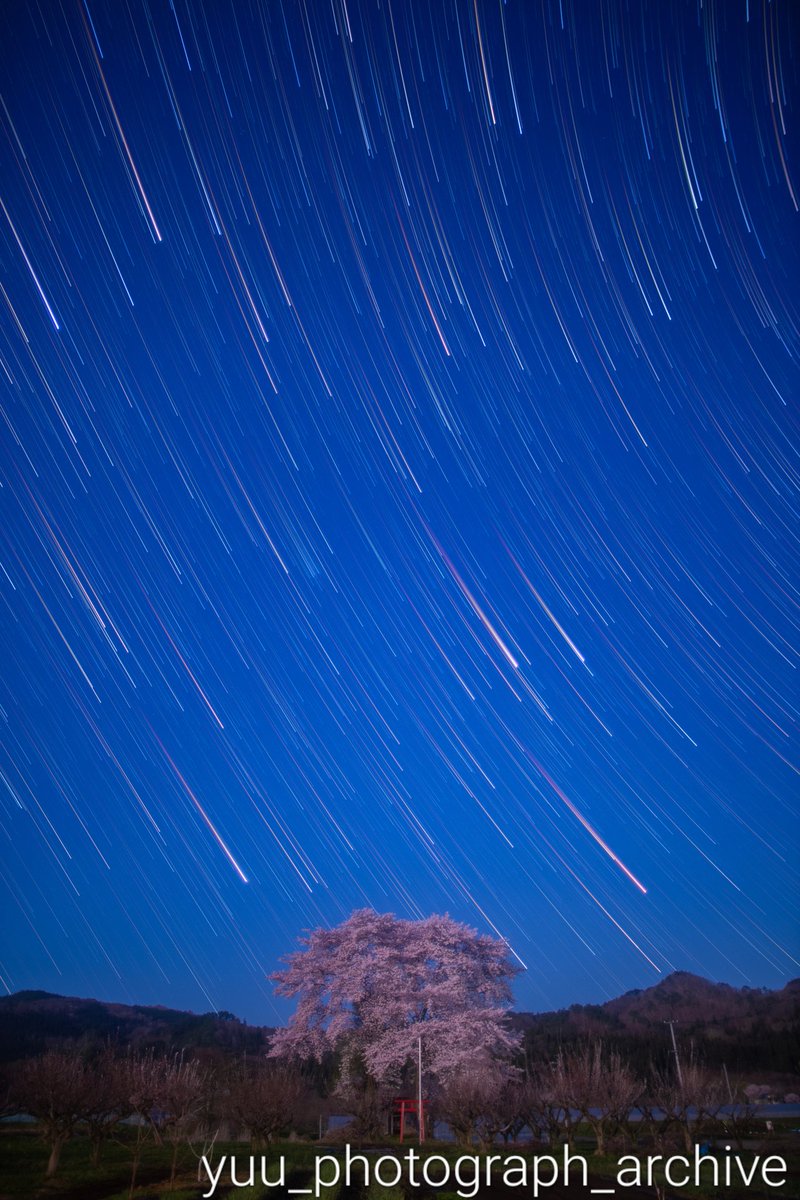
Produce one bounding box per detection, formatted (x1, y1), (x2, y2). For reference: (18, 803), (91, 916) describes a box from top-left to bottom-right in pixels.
(518, 1019), (800, 1076)
(1, 1036), (772, 1190)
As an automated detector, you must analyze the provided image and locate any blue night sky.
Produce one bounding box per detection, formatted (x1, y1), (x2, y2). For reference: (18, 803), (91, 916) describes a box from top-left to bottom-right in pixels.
(0, 0), (797, 1026)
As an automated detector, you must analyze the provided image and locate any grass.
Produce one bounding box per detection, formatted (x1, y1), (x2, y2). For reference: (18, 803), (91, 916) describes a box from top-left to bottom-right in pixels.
(586, 1144), (800, 1199)
(1, 1124), (799, 1199)
(0, 1131), (353, 1200)
(0, 1127), (211, 1199)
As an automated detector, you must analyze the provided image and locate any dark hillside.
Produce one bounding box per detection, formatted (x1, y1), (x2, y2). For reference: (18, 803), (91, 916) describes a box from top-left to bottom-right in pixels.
(510, 972), (800, 1075)
(0, 990), (271, 1065)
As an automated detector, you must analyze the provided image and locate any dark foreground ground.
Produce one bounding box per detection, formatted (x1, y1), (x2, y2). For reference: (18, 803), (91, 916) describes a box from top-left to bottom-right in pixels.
(1, 1125), (799, 1200)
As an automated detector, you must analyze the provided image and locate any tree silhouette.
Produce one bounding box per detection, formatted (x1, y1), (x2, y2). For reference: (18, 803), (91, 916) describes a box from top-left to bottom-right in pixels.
(12, 1049), (87, 1175)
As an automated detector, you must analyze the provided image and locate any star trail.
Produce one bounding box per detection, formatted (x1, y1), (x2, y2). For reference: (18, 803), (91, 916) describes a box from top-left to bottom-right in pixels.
(0, 0), (797, 1023)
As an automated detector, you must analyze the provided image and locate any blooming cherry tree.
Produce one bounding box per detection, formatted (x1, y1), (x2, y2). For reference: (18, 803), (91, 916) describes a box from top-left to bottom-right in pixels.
(270, 909), (520, 1086)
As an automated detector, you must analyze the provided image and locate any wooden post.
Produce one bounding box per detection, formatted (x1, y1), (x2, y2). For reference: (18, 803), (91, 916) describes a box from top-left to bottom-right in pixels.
(418, 1036), (424, 1144)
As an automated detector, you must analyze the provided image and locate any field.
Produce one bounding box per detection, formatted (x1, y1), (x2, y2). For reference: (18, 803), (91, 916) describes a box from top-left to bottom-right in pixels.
(2, 1123), (799, 1200)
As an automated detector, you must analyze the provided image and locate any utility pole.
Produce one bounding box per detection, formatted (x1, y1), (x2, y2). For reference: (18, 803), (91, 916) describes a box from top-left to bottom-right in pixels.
(665, 1020), (684, 1089)
(418, 1035), (424, 1144)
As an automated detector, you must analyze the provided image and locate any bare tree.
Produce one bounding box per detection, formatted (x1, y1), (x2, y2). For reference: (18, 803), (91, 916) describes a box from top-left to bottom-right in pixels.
(436, 1058), (516, 1148)
(718, 1077), (756, 1150)
(158, 1055), (214, 1189)
(80, 1047), (131, 1166)
(11, 1049), (87, 1175)
(493, 1076), (528, 1145)
(644, 1057), (725, 1153)
(639, 1064), (681, 1150)
(517, 1059), (574, 1148)
(679, 1059), (726, 1150)
(228, 1058), (305, 1148)
(561, 1043), (642, 1156)
(121, 1049), (166, 1198)
(0, 1064), (16, 1121)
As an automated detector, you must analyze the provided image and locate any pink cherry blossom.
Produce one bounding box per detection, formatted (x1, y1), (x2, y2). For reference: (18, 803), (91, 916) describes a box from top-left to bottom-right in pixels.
(270, 909), (521, 1086)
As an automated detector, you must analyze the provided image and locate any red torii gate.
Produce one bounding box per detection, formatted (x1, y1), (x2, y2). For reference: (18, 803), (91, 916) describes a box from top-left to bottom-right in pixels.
(391, 1095), (426, 1143)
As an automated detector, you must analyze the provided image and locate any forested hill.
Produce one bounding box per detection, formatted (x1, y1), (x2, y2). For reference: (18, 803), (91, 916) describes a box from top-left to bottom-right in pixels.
(0, 990), (272, 1065)
(1, 972), (797, 1072)
(511, 972), (800, 1075)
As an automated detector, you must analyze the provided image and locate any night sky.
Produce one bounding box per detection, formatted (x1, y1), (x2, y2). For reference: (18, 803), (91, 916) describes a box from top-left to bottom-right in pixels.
(1, 0), (798, 1027)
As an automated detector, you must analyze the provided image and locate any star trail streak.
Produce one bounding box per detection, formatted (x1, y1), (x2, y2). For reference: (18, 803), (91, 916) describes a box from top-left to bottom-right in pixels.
(0, 0), (798, 1023)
